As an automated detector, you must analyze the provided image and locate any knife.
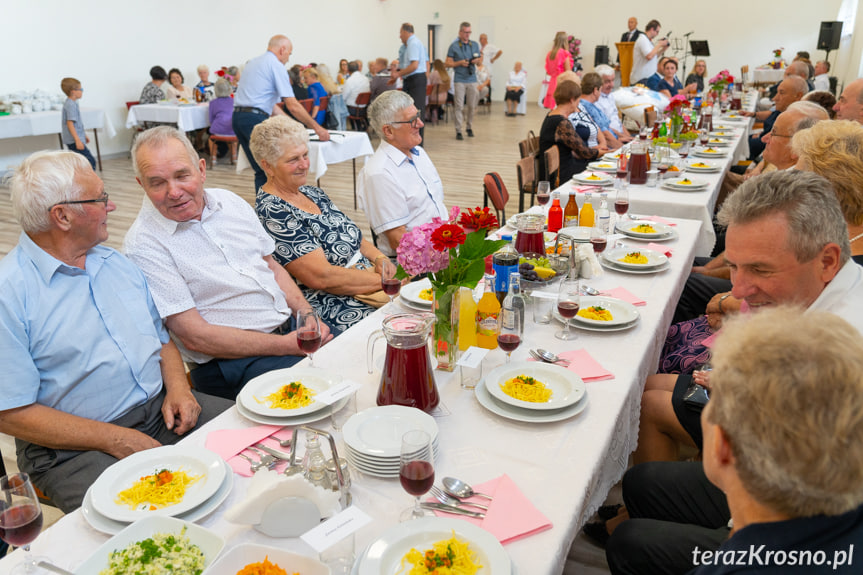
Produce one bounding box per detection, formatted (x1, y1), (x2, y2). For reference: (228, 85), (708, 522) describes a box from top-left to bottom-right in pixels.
(421, 502), (485, 518)
(37, 561), (75, 575)
(253, 443), (292, 460)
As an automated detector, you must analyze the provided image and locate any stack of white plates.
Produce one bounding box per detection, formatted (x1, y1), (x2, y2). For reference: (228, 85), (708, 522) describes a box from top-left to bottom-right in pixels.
(399, 278), (433, 312)
(704, 137), (731, 147)
(342, 405), (440, 478)
(587, 160), (618, 172)
(82, 446), (234, 535)
(686, 160), (721, 173)
(708, 130), (736, 139)
(475, 361), (588, 423)
(601, 246), (670, 274)
(662, 177), (710, 192)
(552, 295), (640, 332)
(572, 171), (613, 186)
(615, 219), (676, 241)
(693, 147), (728, 158)
(235, 367), (348, 425)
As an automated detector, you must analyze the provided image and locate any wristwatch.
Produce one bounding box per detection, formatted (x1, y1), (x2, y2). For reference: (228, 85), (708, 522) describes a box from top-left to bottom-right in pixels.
(718, 293), (732, 313)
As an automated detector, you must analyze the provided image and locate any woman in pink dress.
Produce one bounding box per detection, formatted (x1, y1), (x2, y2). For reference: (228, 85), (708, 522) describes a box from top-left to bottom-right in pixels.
(543, 31), (573, 109)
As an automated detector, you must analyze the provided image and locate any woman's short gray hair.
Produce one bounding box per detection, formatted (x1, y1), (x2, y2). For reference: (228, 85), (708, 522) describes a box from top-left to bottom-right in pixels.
(717, 170), (850, 263)
(9, 150), (90, 233)
(594, 64), (615, 78)
(250, 115), (310, 168)
(368, 90), (414, 136)
(214, 78), (232, 98)
(131, 126), (200, 180)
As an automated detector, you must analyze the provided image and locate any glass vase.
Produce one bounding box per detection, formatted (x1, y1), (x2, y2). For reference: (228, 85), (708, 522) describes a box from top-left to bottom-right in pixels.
(431, 285), (459, 372)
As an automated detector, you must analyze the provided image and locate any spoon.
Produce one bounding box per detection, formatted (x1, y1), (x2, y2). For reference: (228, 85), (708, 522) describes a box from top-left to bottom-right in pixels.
(581, 285), (600, 296)
(430, 485), (489, 510)
(442, 477), (494, 501)
(534, 348), (571, 366)
(237, 453), (270, 473)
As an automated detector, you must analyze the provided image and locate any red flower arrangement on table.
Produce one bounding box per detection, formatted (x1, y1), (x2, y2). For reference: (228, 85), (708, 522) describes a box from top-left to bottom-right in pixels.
(709, 70), (735, 92)
(395, 207), (505, 369)
(664, 94), (694, 141)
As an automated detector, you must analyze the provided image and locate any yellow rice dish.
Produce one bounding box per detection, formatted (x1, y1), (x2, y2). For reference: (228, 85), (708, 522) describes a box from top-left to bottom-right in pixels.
(399, 533), (482, 574)
(263, 381), (316, 410)
(633, 224), (657, 234)
(619, 252), (649, 264)
(115, 469), (201, 511)
(577, 306), (613, 321)
(418, 288), (433, 301)
(501, 374), (553, 403)
(691, 162), (711, 168)
(584, 174), (602, 180)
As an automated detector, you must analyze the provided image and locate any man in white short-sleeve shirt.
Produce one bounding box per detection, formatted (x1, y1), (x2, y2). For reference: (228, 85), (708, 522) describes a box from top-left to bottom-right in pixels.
(479, 34), (502, 78)
(630, 19), (669, 86)
(125, 127), (331, 399)
(358, 91), (448, 257)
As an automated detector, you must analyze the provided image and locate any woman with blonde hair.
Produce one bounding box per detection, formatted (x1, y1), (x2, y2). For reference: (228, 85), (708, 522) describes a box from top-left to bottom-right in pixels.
(543, 31), (573, 109)
(315, 64), (340, 95)
(428, 59), (450, 108)
(301, 67), (328, 125)
(685, 59), (707, 93)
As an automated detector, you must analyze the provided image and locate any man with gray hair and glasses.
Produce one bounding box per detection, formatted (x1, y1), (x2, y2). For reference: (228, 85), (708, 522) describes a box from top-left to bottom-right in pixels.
(594, 64), (632, 143)
(0, 151), (230, 512)
(358, 90), (448, 257)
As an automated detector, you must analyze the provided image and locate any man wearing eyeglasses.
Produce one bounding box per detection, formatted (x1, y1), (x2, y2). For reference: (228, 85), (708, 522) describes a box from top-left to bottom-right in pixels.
(358, 90), (448, 258)
(0, 151), (231, 512)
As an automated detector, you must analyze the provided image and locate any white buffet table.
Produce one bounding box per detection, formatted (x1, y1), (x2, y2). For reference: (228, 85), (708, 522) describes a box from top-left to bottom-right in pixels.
(125, 102), (211, 132)
(0, 218), (703, 575)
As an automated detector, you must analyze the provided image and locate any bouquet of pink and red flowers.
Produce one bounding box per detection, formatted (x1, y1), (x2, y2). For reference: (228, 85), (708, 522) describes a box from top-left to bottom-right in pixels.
(709, 70), (735, 92)
(664, 94), (690, 114)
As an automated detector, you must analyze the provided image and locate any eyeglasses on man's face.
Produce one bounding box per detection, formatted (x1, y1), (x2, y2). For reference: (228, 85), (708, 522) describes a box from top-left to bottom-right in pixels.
(51, 192), (110, 210)
(389, 112), (422, 129)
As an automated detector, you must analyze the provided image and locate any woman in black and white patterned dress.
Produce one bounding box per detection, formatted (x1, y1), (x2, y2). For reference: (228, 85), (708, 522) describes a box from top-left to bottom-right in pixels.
(250, 115), (395, 334)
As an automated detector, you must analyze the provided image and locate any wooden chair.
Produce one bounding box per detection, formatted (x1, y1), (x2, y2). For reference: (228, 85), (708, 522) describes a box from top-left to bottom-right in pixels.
(543, 145), (560, 188)
(425, 84), (441, 125)
(299, 98), (314, 114)
(517, 155), (537, 213)
(347, 92), (371, 131)
(643, 106), (657, 130)
(320, 96), (329, 113)
(478, 85), (492, 114)
(483, 172), (510, 223)
(518, 135), (539, 160)
(208, 134), (238, 167)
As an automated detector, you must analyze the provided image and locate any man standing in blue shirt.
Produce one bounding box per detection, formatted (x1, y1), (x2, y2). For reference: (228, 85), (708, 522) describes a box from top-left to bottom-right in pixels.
(0, 151), (230, 512)
(391, 23), (429, 143)
(233, 35), (330, 192)
(446, 22), (482, 141)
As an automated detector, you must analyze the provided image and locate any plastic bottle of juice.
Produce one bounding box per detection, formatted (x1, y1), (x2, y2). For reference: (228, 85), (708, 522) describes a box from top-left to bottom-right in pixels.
(476, 273), (501, 350)
(579, 193), (595, 228)
(458, 286), (477, 351)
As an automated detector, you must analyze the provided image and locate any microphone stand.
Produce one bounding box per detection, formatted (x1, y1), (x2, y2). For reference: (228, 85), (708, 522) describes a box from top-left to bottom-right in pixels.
(681, 31), (695, 84)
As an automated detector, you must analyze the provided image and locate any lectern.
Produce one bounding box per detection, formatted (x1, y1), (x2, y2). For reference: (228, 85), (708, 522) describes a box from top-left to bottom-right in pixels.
(616, 42), (635, 87)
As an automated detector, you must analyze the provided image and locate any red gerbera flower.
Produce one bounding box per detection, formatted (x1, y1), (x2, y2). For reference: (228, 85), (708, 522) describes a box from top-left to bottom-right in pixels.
(430, 224), (466, 251)
(458, 206), (500, 231)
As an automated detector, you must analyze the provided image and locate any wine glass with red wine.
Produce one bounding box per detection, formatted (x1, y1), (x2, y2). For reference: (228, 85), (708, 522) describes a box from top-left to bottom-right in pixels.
(699, 128), (709, 147)
(536, 180), (551, 206)
(590, 226), (607, 254)
(555, 277), (581, 340)
(381, 264), (400, 306)
(296, 308), (322, 367)
(614, 187), (629, 228)
(497, 303), (522, 364)
(0, 473), (50, 574)
(399, 430), (435, 521)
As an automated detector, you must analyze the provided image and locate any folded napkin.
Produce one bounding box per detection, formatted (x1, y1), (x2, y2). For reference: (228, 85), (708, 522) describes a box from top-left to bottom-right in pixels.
(646, 242), (673, 257)
(205, 423), (293, 477)
(602, 286), (646, 306)
(429, 474), (552, 544)
(572, 185), (603, 194)
(642, 215), (676, 226)
(529, 348), (614, 382)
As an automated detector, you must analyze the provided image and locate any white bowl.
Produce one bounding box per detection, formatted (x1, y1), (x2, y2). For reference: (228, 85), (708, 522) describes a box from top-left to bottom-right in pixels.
(204, 543), (330, 575)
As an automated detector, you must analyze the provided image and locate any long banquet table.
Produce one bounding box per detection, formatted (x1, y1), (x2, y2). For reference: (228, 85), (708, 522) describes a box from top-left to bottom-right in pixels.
(125, 102), (211, 132)
(0, 217), (703, 574)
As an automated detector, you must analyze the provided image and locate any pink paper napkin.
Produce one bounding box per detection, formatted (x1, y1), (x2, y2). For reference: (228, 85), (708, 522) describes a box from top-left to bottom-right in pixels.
(572, 185), (602, 194)
(602, 286), (646, 306)
(646, 242), (673, 257)
(528, 348), (614, 381)
(205, 424), (291, 477)
(430, 474), (552, 544)
(642, 215), (676, 226)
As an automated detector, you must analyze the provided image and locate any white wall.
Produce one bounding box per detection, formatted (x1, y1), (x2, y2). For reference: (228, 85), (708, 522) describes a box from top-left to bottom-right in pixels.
(1, 0), (851, 169)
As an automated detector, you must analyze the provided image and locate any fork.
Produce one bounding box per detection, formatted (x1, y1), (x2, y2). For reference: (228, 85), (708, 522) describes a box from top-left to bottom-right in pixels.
(246, 446), (278, 469)
(237, 452), (269, 473)
(430, 485), (489, 510)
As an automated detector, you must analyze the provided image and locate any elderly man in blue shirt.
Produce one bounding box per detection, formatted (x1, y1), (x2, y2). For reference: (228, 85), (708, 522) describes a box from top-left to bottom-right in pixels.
(391, 23), (429, 142)
(233, 34), (330, 192)
(446, 21), (482, 141)
(579, 72), (625, 150)
(0, 151), (231, 512)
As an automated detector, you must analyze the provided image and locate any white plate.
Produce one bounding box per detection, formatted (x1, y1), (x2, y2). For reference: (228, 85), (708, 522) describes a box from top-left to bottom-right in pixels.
(708, 131), (736, 138)
(90, 446), (226, 523)
(475, 379), (589, 423)
(704, 139), (731, 147)
(82, 459), (234, 535)
(399, 278), (433, 307)
(665, 177), (709, 190)
(358, 517), (511, 575)
(686, 161), (721, 172)
(484, 361), (585, 411)
(571, 296), (639, 327)
(557, 226), (592, 243)
(603, 247), (668, 269)
(694, 148), (727, 158)
(602, 150), (626, 162)
(346, 445), (440, 478)
(346, 439), (439, 465)
(343, 405), (439, 458)
(205, 543), (329, 575)
(398, 297), (436, 313)
(713, 124), (737, 131)
(587, 161), (618, 172)
(553, 310), (640, 332)
(74, 516), (225, 575)
(238, 367), (342, 417)
(615, 219), (674, 239)
(236, 393), (348, 426)
(661, 182), (708, 193)
(600, 257), (671, 274)
(573, 172), (613, 185)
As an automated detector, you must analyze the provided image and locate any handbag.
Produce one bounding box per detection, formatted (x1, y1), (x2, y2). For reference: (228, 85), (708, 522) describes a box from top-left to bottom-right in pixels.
(325, 110), (339, 130)
(682, 382), (710, 413)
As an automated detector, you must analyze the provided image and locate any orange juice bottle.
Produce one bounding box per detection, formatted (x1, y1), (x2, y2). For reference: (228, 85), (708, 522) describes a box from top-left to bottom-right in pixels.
(476, 274), (501, 349)
(579, 193), (595, 227)
(458, 287), (478, 350)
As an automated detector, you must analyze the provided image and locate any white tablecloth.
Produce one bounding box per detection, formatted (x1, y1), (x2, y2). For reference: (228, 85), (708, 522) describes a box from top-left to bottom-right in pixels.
(752, 67), (784, 84)
(237, 131), (374, 180)
(0, 107), (116, 140)
(0, 219), (703, 575)
(125, 103), (210, 132)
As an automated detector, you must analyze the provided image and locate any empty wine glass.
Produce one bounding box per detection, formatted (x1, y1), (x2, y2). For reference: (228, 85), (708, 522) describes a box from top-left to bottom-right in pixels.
(381, 265), (400, 306)
(296, 308), (322, 367)
(0, 473), (50, 574)
(555, 276), (581, 340)
(536, 180), (551, 206)
(497, 303), (522, 363)
(399, 430), (434, 521)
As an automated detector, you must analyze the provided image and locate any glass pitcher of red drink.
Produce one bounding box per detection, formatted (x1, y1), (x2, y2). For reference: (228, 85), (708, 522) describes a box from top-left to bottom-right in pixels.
(514, 213), (545, 256)
(368, 313), (439, 412)
(629, 138), (649, 185)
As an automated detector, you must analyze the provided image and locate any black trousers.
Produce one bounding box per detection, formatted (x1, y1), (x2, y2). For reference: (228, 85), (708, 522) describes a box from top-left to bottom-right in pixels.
(403, 73), (428, 144)
(606, 462), (731, 575)
(671, 257), (733, 324)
